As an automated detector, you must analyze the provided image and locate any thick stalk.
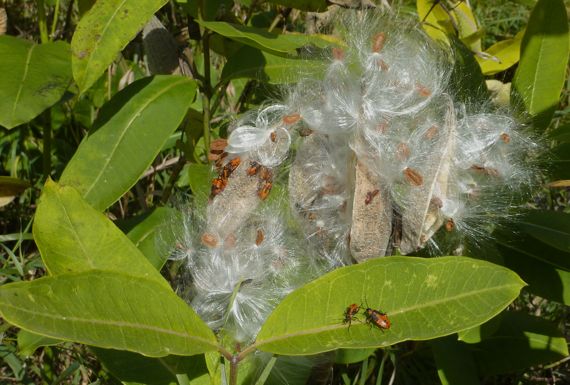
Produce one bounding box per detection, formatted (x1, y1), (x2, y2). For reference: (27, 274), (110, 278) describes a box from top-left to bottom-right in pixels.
(198, 0), (211, 157)
(37, 0), (49, 43)
(50, 0), (60, 38)
(229, 356), (239, 385)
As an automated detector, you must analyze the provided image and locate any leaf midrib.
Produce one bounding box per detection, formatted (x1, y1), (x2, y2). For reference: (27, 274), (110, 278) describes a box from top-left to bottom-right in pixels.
(0, 302), (216, 349)
(82, 78), (188, 202)
(256, 282), (520, 345)
(11, 44), (36, 122)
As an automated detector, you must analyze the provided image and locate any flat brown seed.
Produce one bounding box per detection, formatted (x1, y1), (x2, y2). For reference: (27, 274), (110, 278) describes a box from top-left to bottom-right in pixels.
(416, 83), (432, 97)
(255, 229), (264, 246)
(470, 165), (500, 177)
(283, 113), (301, 125)
(365, 189), (380, 205)
(270, 131), (277, 142)
(210, 138), (228, 152)
(425, 125), (438, 140)
(500, 133), (511, 144)
(332, 47), (345, 61)
(403, 167), (424, 186)
(372, 32), (386, 53)
(201, 232), (218, 248)
(225, 233), (237, 248)
(445, 218), (455, 232)
(430, 197), (443, 209)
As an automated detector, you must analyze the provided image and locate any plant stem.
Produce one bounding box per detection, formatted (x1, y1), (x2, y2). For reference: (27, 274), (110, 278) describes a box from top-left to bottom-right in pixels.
(42, 112), (52, 181)
(37, 0), (49, 43)
(229, 356), (239, 385)
(198, 0), (211, 158)
(376, 349), (389, 385)
(50, 0), (60, 38)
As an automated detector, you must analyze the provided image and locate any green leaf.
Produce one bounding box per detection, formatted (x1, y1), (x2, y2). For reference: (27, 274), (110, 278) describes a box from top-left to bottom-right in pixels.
(518, 210), (570, 254)
(494, 224), (570, 272)
(60, 76), (196, 210)
(126, 207), (179, 270)
(417, 0), (455, 43)
(334, 348), (376, 365)
(92, 348), (210, 385)
(512, 0), (569, 129)
(185, 163), (211, 205)
(255, 256), (525, 355)
(0, 271), (218, 357)
(17, 330), (61, 356)
(431, 336), (479, 385)
(266, 0), (327, 12)
(33, 179), (168, 287)
(71, 0), (168, 92)
(476, 31), (524, 75)
(449, 37), (488, 102)
(198, 21), (316, 57)
(469, 312), (568, 375)
(0, 36), (71, 129)
(497, 237), (570, 305)
(221, 46), (325, 84)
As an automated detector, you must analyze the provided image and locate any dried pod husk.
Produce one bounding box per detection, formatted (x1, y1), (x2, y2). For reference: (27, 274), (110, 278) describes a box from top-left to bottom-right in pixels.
(206, 157), (262, 240)
(400, 95), (456, 254)
(349, 159), (392, 261)
(289, 134), (351, 266)
(143, 16), (192, 76)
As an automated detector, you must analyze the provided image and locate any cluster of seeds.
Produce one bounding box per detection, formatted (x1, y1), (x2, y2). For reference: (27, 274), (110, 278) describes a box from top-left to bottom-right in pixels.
(172, 11), (539, 345)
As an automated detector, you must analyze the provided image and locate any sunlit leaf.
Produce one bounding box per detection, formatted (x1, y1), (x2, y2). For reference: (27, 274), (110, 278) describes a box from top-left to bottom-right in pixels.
(0, 271), (218, 357)
(256, 256), (524, 355)
(0, 36), (71, 129)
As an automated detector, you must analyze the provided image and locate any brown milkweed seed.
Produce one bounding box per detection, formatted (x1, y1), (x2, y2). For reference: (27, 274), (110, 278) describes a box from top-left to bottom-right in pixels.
(283, 113), (301, 125)
(416, 83), (432, 97)
(372, 32), (386, 53)
(425, 125), (438, 140)
(255, 229), (264, 246)
(270, 131), (277, 142)
(470, 165), (500, 177)
(500, 133), (511, 144)
(430, 197), (443, 209)
(332, 47), (344, 61)
(445, 218), (455, 232)
(201, 232), (218, 248)
(403, 167), (424, 186)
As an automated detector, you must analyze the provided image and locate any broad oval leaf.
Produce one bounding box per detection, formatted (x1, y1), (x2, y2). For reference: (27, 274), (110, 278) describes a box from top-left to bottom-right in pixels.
(92, 348), (209, 385)
(0, 271), (218, 357)
(518, 210), (570, 254)
(431, 336), (480, 385)
(221, 46), (325, 84)
(60, 76), (196, 211)
(0, 36), (71, 129)
(71, 0), (168, 92)
(255, 256), (524, 355)
(198, 21), (317, 57)
(476, 31), (523, 75)
(468, 312), (568, 375)
(34, 179), (167, 287)
(512, 0), (569, 129)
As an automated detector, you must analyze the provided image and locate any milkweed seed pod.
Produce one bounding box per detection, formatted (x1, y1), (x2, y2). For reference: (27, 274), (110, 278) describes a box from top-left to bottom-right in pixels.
(286, 11), (539, 259)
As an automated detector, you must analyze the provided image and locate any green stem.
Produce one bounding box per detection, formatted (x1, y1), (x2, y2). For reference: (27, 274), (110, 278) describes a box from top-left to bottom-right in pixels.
(42, 112), (52, 181)
(229, 356), (239, 385)
(198, 0), (211, 158)
(50, 0), (60, 38)
(37, 0), (49, 43)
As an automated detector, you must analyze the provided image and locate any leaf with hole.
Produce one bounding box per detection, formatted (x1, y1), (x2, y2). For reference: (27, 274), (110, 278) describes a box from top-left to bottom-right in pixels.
(60, 76), (196, 211)
(0, 271), (218, 357)
(0, 36), (71, 129)
(255, 256), (525, 355)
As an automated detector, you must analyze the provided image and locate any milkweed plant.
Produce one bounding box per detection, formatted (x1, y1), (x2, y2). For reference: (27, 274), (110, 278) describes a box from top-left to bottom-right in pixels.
(1, 1), (568, 384)
(173, 11), (539, 348)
